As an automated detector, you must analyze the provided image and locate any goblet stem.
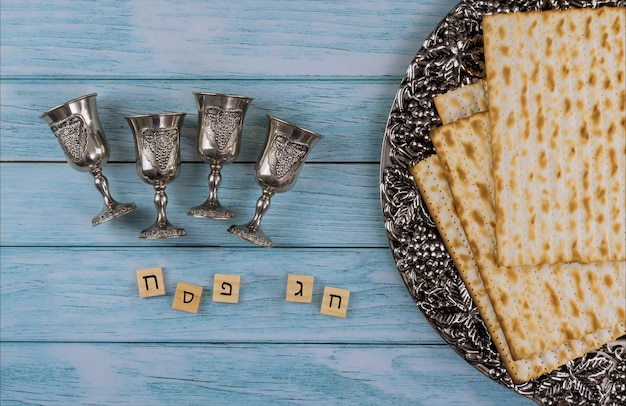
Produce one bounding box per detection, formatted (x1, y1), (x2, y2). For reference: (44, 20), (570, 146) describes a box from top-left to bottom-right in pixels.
(91, 167), (116, 208)
(154, 184), (169, 228)
(227, 187), (274, 247)
(207, 164), (223, 208)
(89, 167), (136, 226)
(188, 164), (233, 219)
(139, 183), (186, 239)
(248, 187), (274, 231)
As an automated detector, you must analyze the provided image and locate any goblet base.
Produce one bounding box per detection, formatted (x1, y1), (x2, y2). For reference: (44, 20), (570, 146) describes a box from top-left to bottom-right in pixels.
(188, 203), (234, 220)
(92, 203), (137, 226)
(140, 221), (187, 239)
(228, 224), (272, 248)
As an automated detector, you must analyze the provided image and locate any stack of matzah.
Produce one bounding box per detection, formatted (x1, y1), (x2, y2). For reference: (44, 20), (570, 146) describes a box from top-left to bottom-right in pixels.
(412, 6), (626, 383)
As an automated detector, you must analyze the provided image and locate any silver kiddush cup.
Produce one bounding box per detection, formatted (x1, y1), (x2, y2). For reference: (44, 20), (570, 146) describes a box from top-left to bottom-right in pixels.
(228, 115), (322, 247)
(126, 113), (187, 239)
(40, 93), (136, 226)
(188, 92), (253, 219)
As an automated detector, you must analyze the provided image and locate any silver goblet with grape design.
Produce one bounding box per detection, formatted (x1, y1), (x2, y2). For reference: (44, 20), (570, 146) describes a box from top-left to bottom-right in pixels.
(188, 92), (253, 219)
(228, 115), (322, 247)
(127, 113), (187, 239)
(40, 93), (136, 226)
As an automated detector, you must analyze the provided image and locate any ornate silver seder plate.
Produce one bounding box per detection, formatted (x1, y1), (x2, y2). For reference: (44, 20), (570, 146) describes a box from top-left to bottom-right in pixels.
(380, 0), (626, 404)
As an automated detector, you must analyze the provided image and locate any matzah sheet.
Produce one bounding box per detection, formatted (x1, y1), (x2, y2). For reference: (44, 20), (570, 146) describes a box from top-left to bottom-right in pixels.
(430, 112), (625, 361)
(433, 80), (488, 125)
(483, 7), (626, 267)
(412, 154), (625, 382)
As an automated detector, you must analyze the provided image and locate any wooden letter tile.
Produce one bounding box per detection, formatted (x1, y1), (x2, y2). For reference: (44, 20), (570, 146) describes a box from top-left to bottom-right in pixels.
(286, 274), (314, 303)
(212, 274), (240, 303)
(136, 267), (165, 298)
(172, 282), (203, 313)
(320, 286), (350, 318)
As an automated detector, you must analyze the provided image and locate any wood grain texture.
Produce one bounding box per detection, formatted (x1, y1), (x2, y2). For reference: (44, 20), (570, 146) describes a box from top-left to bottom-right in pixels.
(0, 0), (535, 404)
(1, 0), (456, 78)
(0, 343), (530, 405)
(0, 163), (387, 247)
(0, 247), (435, 342)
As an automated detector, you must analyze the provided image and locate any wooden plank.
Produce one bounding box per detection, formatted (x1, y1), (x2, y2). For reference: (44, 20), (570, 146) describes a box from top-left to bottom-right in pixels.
(0, 0), (459, 78)
(0, 343), (532, 405)
(0, 247), (436, 343)
(0, 162), (389, 247)
(1, 79), (396, 163)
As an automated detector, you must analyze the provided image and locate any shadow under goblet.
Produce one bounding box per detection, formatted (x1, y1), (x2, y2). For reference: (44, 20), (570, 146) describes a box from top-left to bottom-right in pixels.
(188, 92), (253, 220)
(127, 113), (187, 239)
(40, 93), (136, 226)
(228, 115), (322, 247)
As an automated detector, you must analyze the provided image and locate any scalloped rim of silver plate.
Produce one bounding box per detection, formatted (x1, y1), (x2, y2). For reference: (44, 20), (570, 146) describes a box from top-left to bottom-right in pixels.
(379, 0), (626, 404)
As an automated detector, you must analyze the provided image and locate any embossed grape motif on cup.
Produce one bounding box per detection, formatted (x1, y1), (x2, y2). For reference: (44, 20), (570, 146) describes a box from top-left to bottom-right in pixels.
(142, 127), (178, 172)
(203, 106), (242, 154)
(51, 115), (88, 163)
(269, 134), (308, 180)
(41, 94), (137, 226)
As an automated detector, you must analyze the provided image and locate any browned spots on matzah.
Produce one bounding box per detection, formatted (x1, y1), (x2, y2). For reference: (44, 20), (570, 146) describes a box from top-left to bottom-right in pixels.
(505, 267), (519, 284)
(485, 7), (626, 266)
(538, 150), (548, 170)
(572, 268), (584, 299)
(544, 283), (561, 315)
(546, 37), (554, 58)
(419, 73), (626, 382)
(430, 109), (625, 367)
(564, 98), (572, 114)
(569, 299), (580, 315)
(607, 122), (616, 140)
(536, 112), (546, 131)
(587, 310), (602, 332)
(546, 66), (556, 92)
(432, 80), (488, 125)
(591, 103), (601, 125)
(462, 142), (476, 162)
(557, 19), (566, 38)
(502, 66), (512, 86)
(561, 324), (576, 341)
(531, 65), (540, 84)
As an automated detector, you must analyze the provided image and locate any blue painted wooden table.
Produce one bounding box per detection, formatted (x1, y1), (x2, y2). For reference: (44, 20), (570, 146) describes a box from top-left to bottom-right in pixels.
(0, 1), (534, 404)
